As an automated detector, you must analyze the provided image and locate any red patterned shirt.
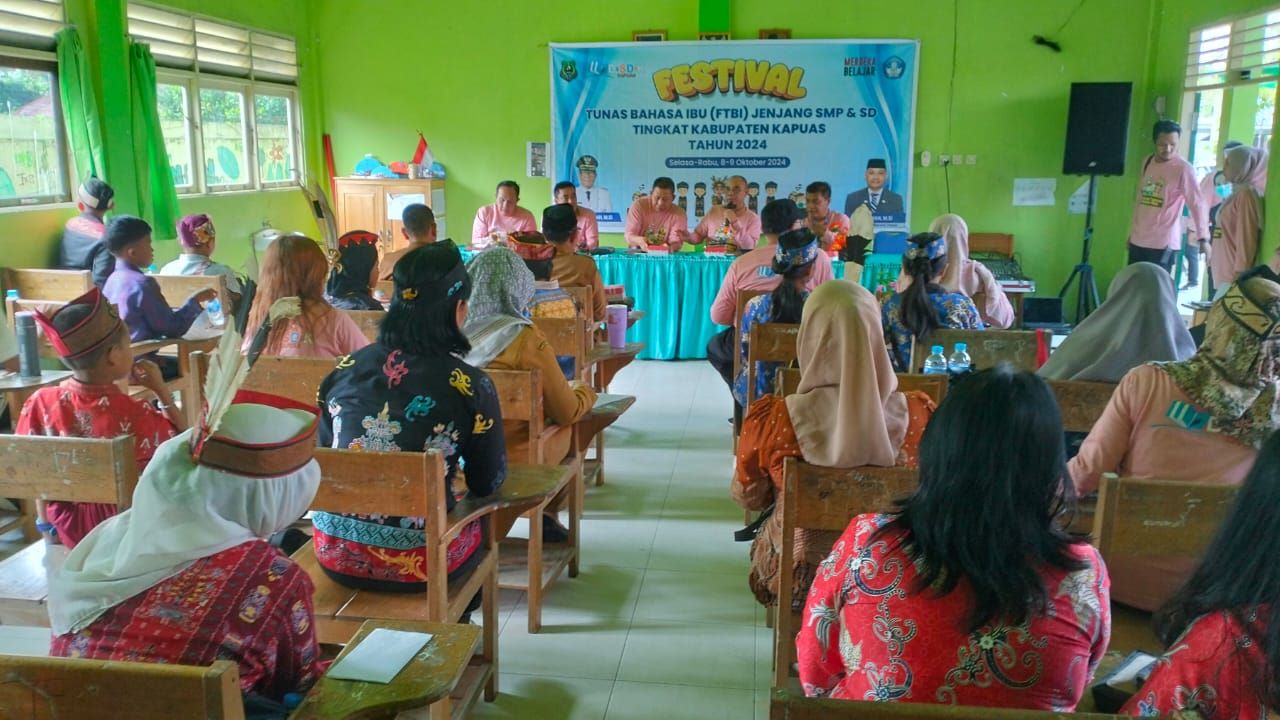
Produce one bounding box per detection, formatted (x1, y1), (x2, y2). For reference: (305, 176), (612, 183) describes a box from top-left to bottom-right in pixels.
(16, 379), (177, 548)
(1123, 608), (1271, 719)
(50, 540), (321, 701)
(798, 513), (1111, 711)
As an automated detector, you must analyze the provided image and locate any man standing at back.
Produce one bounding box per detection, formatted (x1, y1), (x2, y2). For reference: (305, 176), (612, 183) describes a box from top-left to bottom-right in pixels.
(1128, 120), (1210, 273)
(59, 177), (116, 288)
(705, 199), (834, 392)
(379, 203), (437, 280)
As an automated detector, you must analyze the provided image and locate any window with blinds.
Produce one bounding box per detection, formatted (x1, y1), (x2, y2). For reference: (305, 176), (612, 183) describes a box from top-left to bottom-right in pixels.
(127, 3), (297, 83)
(1186, 9), (1280, 89)
(0, 0), (65, 48)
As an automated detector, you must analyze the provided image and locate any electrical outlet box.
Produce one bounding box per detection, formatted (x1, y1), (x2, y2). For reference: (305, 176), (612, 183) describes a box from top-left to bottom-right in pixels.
(920, 150), (932, 167)
(939, 154), (951, 165)
(965, 154), (977, 165)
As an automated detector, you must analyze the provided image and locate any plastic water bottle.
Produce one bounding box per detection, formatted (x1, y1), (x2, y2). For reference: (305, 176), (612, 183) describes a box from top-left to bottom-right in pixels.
(922, 345), (948, 375)
(948, 343), (972, 374)
(205, 298), (224, 326)
(147, 264), (157, 274)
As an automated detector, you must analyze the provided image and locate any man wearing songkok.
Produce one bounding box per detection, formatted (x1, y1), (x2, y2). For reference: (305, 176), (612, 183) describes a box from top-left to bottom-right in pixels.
(553, 181), (600, 250)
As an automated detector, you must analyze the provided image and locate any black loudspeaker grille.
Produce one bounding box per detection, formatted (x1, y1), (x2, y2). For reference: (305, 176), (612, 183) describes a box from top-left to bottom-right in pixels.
(1062, 82), (1133, 176)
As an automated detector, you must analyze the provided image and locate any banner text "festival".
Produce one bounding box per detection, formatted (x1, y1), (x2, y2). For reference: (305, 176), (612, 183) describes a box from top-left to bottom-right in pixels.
(652, 60), (807, 102)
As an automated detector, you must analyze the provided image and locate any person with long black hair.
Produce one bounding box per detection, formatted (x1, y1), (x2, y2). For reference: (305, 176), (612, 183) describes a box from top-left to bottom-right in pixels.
(799, 367), (1110, 710)
(881, 231), (984, 370)
(1123, 429), (1280, 719)
(732, 228), (820, 407)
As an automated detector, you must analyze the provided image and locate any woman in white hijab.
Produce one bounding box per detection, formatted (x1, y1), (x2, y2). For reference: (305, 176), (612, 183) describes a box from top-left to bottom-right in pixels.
(1040, 262), (1196, 382)
(47, 391), (324, 706)
(932, 213), (1016, 328)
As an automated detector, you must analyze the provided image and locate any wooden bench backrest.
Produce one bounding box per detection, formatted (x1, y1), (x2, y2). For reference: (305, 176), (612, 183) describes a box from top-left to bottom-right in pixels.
(341, 309), (384, 343)
(152, 273), (232, 315)
(746, 322), (799, 405)
(0, 434), (139, 507)
(769, 688), (1123, 719)
(775, 368), (948, 405)
(534, 316), (590, 381)
(2, 268), (93, 302)
(775, 457), (919, 687)
(486, 368), (547, 463)
(0, 656), (244, 720)
(968, 232), (1014, 257)
(1047, 379), (1116, 434)
(563, 285), (593, 324)
(1092, 474), (1239, 559)
(910, 329), (1045, 373)
(240, 356), (337, 407)
(375, 279), (394, 299)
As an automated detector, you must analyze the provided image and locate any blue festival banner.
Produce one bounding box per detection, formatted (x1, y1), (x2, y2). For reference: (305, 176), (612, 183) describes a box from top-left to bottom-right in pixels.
(550, 40), (919, 240)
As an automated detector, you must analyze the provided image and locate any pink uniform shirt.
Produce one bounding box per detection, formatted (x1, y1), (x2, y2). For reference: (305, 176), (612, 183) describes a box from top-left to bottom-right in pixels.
(1068, 364), (1256, 610)
(472, 203), (537, 243)
(574, 205), (599, 249)
(1129, 155), (1210, 250)
(624, 197), (688, 245)
(807, 211), (851, 247)
(708, 242), (835, 326)
(693, 207), (763, 250)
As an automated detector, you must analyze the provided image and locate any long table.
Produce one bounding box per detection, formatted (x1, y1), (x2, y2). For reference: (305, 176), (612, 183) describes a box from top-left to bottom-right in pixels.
(595, 252), (901, 360)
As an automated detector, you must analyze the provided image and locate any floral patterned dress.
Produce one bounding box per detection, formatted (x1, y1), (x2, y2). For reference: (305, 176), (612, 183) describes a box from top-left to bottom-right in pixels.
(50, 540), (321, 701)
(733, 292), (805, 406)
(1124, 608), (1271, 719)
(798, 513), (1111, 710)
(313, 343), (507, 590)
(881, 290), (984, 371)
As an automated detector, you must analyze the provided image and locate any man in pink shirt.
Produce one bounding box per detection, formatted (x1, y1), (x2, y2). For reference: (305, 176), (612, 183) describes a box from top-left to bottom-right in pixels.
(691, 175), (762, 251)
(1128, 120), (1210, 273)
(624, 177), (691, 251)
(803, 181), (851, 250)
(553, 181), (599, 250)
(706, 199), (834, 402)
(472, 180), (537, 248)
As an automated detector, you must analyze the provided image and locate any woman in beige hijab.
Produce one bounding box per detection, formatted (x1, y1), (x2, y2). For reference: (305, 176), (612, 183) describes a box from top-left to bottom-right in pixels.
(1212, 145), (1268, 288)
(731, 279), (936, 609)
(932, 213), (1016, 328)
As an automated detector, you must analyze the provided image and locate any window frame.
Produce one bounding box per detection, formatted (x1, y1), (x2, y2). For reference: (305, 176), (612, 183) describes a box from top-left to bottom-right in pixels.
(0, 50), (73, 209)
(157, 66), (304, 196)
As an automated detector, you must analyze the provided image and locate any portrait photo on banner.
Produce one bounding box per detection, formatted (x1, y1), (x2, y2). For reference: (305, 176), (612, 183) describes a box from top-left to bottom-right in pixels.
(549, 39), (919, 243)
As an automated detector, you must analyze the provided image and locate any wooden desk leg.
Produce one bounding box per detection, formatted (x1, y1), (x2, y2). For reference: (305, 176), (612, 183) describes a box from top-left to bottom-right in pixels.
(569, 459), (582, 578)
(1013, 294), (1025, 329)
(527, 507), (544, 634)
(483, 543), (499, 701)
(16, 498), (38, 542)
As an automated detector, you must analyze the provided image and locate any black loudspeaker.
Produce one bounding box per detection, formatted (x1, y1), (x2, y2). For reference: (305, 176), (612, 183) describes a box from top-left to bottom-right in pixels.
(1062, 82), (1133, 176)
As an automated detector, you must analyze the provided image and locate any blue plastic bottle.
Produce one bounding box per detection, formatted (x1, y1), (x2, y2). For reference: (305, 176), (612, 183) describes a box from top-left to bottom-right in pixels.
(948, 343), (972, 374)
(922, 345), (948, 375)
(205, 298), (224, 326)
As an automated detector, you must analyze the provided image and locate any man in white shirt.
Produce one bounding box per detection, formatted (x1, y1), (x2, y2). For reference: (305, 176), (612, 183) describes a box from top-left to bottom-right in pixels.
(574, 155), (613, 213)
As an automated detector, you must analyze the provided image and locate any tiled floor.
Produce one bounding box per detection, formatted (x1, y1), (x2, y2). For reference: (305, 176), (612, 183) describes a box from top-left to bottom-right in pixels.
(0, 359), (773, 719)
(468, 359), (771, 720)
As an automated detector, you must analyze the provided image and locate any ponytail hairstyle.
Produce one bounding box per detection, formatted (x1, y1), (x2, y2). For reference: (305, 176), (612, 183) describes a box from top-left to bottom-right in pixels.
(769, 228), (820, 323)
(898, 231), (949, 340)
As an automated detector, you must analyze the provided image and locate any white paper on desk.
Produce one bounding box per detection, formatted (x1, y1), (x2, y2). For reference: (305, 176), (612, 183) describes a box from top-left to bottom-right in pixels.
(1012, 178), (1056, 206)
(182, 314), (225, 341)
(386, 193), (427, 221)
(325, 628), (433, 684)
(593, 392), (633, 411)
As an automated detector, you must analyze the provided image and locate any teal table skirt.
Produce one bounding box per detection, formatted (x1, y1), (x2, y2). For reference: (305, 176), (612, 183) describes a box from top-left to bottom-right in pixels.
(596, 252), (901, 361)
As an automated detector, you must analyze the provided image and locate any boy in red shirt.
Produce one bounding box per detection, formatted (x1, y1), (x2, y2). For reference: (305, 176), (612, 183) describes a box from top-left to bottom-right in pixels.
(16, 287), (185, 548)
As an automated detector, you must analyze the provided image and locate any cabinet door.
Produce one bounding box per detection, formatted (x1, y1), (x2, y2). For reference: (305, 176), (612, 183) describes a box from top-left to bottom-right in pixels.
(335, 182), (382, 236)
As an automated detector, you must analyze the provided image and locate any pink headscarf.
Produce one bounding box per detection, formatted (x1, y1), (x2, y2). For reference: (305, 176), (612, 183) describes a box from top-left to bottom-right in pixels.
(177, 214), (215, 249)
(932, 213), (971, 293)
(785, 280), (907, 467)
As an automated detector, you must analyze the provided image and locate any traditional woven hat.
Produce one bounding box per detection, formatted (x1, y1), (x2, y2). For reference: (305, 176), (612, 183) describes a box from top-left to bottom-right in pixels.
(32, 288), (124, 360)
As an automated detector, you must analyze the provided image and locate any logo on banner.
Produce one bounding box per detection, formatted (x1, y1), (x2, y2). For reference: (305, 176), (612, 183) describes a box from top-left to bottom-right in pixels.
(560, 60), (578, 82)
(883, 56), (906, 80)
(589, 61), (640, 78)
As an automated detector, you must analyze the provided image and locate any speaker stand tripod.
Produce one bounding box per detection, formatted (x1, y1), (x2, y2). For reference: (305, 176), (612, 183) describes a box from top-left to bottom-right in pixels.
(1059, 174), (1101, 321)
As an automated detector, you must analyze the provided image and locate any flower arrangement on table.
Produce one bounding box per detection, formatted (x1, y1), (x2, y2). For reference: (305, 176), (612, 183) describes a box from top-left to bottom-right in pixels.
(706, 219), (737, 254)
(643, 227), (671, 253)
(827, 222), (849, 257)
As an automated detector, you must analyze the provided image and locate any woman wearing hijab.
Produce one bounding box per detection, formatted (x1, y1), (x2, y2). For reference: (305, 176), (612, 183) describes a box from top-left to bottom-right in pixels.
(1071, 273), (1280, 610)
(932, 213), (1015, 328)
(463, 247), (595, 541)
(314, 242), (506, 593)
(1211, 145), (1268, 288)
(1040, 262), (1196, 382)
(800, 368), (1109, 710)
(732, 279), (936, 609)
(48, 391), (324, 706)
(324, 230), (384, 311)
(882, 232), (984, 370)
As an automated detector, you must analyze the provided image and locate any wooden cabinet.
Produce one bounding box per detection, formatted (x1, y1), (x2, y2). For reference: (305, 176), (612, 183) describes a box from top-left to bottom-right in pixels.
(331, 177), (446, 255)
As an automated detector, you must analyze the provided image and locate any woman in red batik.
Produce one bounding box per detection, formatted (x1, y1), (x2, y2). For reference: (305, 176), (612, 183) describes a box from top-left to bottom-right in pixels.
(798, 368), (1111, 710)
(47, 388), (324, 706)
(1124, 430), (1280, 720)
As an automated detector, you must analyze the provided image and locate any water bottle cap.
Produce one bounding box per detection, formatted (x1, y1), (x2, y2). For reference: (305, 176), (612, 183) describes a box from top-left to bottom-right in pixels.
(207, 299), (221, 311)
(931, 346), (944, 354)
(5, 289), (16, 299)
(954, 343), (967, 352)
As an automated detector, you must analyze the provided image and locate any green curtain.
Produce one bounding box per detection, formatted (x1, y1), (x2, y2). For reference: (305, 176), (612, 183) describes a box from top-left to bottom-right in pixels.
(129, 42), (179, 239)
(55, 27), (104, 183)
